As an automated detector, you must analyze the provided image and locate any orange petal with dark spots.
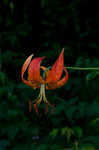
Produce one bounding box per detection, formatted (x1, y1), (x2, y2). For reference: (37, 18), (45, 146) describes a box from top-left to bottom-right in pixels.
(21, 54), (34, 87)
(46, 68), (69, 90)
(46, 49), (64, 83)
(28, 57), (45, 83)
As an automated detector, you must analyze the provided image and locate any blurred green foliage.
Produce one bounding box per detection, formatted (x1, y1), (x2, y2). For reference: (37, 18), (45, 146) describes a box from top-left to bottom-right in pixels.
(0, 0), (99, 149)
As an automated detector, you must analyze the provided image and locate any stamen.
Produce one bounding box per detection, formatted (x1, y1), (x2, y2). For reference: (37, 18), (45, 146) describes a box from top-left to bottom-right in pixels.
(31, 84), (54, 114)
(33, 103), (39, 115)
(29, 100), (32, 112)
(41, 84), (54, 113)
(33, 86), (43, 114)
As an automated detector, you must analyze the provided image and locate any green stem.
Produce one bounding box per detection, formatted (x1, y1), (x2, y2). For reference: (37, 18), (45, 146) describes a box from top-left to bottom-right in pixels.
(65, 66), (99, 71)
(74, 141), (79, 150)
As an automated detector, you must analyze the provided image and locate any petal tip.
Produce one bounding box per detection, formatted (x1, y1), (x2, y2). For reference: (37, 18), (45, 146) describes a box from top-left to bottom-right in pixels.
(61, 48), (64, 55)
(29, 54), (34, 59)
(21, 54), (34, 81)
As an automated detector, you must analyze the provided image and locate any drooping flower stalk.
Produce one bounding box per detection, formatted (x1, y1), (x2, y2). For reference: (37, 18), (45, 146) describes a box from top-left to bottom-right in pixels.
(65, 66), (99, 71)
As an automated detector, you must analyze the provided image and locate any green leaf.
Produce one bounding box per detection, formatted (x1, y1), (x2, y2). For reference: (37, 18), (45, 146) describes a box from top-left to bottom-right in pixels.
(81, 145), (95, 150)
(8, 109), (19, 118)
(3, 0), (8, 5)
(90, 118), (99, 126)
(83, 136), (99, 144)
(12, 145), (31, 150)
(49, 128), (59, 138)
(75, 57), (84, 67)
(9, 2), (14, 9)
(7, 126), (19, 140)
(61, 127), (74, 142)
(86, 71), (99, 81)
(0, 72), (7, 85)
(73, 126), (83, 139)
(64, 105), (77, 121)
(36, 144), (49, 150)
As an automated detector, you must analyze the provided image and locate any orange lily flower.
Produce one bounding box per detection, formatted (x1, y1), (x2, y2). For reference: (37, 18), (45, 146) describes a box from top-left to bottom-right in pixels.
(21, 48), (69, 114)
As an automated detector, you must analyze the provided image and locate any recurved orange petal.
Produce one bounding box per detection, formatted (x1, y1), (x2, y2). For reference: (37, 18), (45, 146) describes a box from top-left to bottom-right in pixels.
(28, 57), (45, 83)
(46, 49), (64, 83)
(46, 68), (69, 90)
(21, 54), (34, 87)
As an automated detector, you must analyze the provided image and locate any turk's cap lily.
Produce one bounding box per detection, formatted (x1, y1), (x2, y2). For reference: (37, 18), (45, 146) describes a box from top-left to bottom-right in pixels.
(21, 49), (69, 114)
(21, 48), (69, 90)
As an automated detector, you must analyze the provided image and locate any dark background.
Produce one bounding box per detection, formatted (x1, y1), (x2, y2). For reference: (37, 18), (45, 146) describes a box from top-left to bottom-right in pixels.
(0, 0), (99, 149)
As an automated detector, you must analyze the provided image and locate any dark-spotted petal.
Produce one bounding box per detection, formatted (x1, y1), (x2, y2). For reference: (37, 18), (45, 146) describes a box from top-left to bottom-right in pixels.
(46, 68), (69, 90)
(46, 49), (64, 83)
(28, 57), (45, 83)
(21, 54), (34, 87)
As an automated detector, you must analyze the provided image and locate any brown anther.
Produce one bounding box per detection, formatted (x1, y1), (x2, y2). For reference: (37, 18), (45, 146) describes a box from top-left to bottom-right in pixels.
(29, 100), (32, 112)
(33, 103), (39, 115)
